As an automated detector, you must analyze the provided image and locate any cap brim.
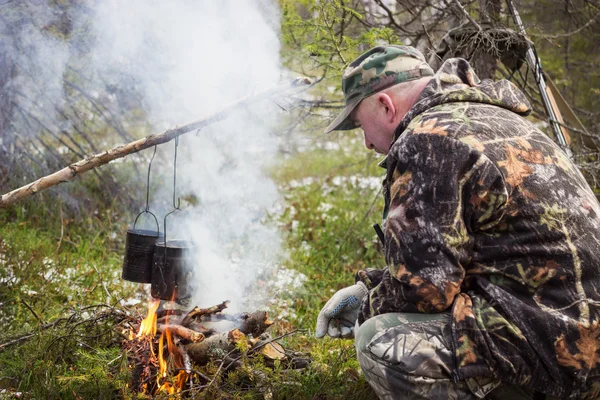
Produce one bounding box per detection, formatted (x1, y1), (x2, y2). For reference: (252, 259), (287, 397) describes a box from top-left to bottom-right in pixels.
(324, 97), (361, 134)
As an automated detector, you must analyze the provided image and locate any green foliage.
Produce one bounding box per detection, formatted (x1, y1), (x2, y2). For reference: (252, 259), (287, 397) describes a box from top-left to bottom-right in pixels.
(0, 207), (138, 399)
(4, 1), (598, 398)
(519, 0), (600, 136)
(281, 0), (401, 89)
(0, 126), (384, 398)
(268, 131), (385, 399)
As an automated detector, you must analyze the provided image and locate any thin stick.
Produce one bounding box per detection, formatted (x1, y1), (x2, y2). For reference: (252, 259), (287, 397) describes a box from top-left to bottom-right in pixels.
(20, 298), (43, 325)
(452, 0), (482, 32)
(0, 77), (312, 208)
(199, 329), (304, 391)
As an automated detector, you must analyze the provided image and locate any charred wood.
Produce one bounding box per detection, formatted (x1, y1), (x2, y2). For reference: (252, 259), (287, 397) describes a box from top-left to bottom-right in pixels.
(205, 310), (274, 337)
(181, 301), (230, 326)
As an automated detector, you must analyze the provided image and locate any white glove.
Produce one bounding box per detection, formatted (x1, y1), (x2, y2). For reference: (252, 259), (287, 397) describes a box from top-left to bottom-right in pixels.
(315, 282), (368, 339)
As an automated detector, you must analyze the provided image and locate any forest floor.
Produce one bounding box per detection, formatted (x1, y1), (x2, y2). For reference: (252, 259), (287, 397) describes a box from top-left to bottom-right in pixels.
(0, 130), (387, 399)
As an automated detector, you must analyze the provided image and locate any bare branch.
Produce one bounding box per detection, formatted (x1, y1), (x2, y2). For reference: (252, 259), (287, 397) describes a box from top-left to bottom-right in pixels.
(0, 78), (312, 208)
(530, 11), (600, 38)
(452, 0), (482, 31)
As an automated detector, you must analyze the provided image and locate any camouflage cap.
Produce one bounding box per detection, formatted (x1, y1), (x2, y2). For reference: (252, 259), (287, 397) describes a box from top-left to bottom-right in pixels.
(324, 45), (434, 133)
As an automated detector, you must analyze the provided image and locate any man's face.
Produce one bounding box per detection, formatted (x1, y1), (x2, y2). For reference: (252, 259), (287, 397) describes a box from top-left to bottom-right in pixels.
(350, 79), (429, 154)
(351, 96), (396, 155)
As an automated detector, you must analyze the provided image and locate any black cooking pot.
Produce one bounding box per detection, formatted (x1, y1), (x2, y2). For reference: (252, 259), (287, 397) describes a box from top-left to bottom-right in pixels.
(122, 211), (160, 283)
(151, 240), (195, 301)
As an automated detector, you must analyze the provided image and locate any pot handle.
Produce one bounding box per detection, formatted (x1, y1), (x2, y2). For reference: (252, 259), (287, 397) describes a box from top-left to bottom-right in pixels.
(133, 210), (160, 234)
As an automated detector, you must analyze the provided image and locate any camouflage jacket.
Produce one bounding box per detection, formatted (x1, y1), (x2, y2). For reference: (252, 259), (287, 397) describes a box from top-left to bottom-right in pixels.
(355, 58), (600, 398)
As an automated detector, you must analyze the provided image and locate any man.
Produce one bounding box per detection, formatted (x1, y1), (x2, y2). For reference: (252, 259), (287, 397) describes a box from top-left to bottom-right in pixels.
(315, 45), (600, 399)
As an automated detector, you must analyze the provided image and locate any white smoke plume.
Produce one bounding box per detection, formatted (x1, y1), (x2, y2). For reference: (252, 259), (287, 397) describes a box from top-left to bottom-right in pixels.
(4, 0), (289, 312)
(91, 0), (287, 312)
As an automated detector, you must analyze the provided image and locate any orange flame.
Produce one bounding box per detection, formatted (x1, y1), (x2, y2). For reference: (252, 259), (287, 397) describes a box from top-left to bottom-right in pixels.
(156, 324), (188, 393)
(157, 331), (169, 392)
(158, 292), (186, 392)
(137, 299), (160, 337)
(134, 297), (187, 394)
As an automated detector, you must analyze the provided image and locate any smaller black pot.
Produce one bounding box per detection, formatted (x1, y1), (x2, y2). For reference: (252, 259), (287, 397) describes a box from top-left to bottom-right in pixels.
(122, 210), (161, 283)
(122, 228), (161, 283)
(151, 240), (195, 301)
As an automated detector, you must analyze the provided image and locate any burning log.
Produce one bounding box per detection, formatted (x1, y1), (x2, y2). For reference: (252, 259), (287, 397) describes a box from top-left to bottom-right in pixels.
(157, 324), (205, 343)
(124, 300), (309, 396)
(181, 300), (230, 326)
(185, 328), (247, 366)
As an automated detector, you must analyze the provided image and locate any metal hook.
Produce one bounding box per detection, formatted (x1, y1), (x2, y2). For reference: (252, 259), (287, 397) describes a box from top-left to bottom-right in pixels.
(132, 145), (159, 234)
(163, 136), (182, 264)
(172, 136), (181, 210)
(145, 146), (157, 212)
(162, 208), (178, 266)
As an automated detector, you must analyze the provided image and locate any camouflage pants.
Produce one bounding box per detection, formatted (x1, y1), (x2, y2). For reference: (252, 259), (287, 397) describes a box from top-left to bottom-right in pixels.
(355, 313), (540, 400)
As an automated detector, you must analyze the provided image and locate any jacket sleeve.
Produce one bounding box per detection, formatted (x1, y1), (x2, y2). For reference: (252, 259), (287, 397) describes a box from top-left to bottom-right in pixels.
(355, 268), (385, 290)
(373, 132), (507, 314)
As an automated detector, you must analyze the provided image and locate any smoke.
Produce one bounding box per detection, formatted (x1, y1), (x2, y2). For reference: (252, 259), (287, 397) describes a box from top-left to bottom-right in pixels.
(4, 0), (289, 311)
(1, 2), (71, 164)
(91, 0), (282, 127)
(90, 0), (286, 311)
(176, 114), (284, 312)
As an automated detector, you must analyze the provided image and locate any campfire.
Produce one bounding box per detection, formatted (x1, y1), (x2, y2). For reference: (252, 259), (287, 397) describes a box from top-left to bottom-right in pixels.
(117, 128), (310, 395)
(122, 298), (305, 396)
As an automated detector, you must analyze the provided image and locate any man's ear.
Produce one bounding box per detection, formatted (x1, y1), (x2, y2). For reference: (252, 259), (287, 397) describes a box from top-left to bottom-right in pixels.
(377, 93), (395, 123)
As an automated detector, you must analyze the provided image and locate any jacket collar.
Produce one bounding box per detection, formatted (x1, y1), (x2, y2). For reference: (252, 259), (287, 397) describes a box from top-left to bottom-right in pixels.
(390, 58), (531, 145)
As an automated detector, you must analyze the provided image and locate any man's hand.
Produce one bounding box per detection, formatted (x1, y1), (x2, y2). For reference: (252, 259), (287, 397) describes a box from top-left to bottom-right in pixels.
(315, 282), (368, 339)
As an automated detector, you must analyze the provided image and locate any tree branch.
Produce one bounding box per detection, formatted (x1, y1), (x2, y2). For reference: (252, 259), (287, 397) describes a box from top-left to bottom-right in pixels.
(0, 78), (312, 208)
(530, 11), (600, 38)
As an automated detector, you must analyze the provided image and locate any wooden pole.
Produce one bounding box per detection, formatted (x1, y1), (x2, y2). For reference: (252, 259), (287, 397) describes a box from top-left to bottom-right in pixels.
(0, 77), (312, 209)
(506, 0), (571, 154)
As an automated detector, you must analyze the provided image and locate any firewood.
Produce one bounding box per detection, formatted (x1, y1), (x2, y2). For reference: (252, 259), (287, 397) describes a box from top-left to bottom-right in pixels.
(259, 342), (286, 361)
(181, 301), (230, 327)
(157, 324), (205, 343)
(158, 305), (272, 339)
(205, 310), (274, 337)
(185, 328), (247, 366)
(186, 321), (215, 337)
(237, 311), (274, 337)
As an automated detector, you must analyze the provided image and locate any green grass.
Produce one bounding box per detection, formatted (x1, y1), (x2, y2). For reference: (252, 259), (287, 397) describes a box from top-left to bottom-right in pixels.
(0, 202), (140, 399)
(265, 129), (384, 399)
(0, 127), (386, 399)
